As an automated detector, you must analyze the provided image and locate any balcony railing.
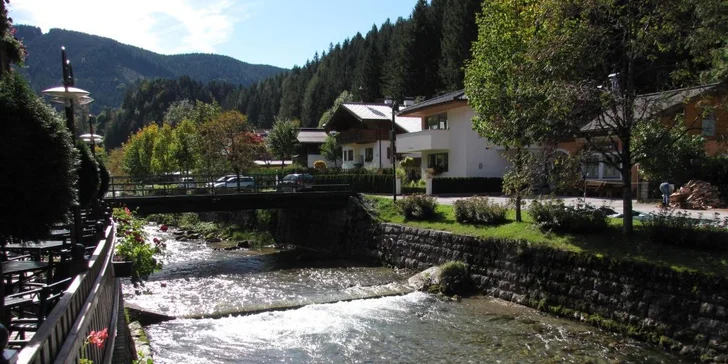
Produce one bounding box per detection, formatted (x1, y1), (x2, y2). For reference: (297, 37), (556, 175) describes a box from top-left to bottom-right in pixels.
(397, 129), (450, 152)
(336, 129), (379, 145)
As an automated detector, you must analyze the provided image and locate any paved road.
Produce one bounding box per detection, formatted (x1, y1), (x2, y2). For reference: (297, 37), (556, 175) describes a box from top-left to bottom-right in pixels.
(375, 194), (728, 216)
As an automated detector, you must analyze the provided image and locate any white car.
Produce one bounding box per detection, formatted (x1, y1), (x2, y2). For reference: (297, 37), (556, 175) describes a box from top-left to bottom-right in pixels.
(214, 176), (255, 190)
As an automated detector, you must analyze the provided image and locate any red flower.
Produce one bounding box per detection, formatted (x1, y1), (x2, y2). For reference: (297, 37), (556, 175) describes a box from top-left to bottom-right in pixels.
(160, 225), (168, 232)
(87, 328), (108, 348)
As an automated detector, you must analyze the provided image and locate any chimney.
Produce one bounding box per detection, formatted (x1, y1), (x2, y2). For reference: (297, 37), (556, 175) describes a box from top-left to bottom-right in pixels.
(608, 73), (620, 91)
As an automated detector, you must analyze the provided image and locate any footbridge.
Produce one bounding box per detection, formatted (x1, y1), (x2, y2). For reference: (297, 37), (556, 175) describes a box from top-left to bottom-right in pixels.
(104, 175), (354, 214)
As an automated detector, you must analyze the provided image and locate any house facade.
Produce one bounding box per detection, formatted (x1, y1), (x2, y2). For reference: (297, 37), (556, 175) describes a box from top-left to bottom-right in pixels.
(324, 103), (421, 170)
(556, 83), (727, 189)
(396, 90), (510, 179)
(296, 128), (329, 168)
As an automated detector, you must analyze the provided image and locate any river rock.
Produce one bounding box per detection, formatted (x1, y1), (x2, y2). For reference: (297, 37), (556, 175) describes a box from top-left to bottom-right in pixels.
(408, 266), (441, 291)
(188, 233), (201, 239)
(237, 240), (251, 249)
(206, 237), (222, 243)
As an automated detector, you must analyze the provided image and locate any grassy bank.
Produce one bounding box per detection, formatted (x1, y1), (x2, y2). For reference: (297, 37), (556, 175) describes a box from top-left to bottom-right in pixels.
(365, 196), (728, 276)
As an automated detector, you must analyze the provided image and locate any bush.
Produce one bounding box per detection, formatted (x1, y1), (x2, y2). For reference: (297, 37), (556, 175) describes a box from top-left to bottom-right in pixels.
(641, 209), (728, 251)
(453, 196), (507, 225)
(77, 142), (100, 207)
(98, 160), (110, 198)
(396, 194), (438, 220)
(432, 177), (503, 194)
(528, 198), (608, 234)
(314, 174), (394, 193)
(437, 261), (472, 296)
(112, 207), (164, 280)
(0, 73), (78, 241)
(313, 160), (327, 171)
(402, 186), (426, 194)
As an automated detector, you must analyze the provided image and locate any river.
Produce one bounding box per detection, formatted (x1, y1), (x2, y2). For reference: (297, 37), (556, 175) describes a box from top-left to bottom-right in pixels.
(122, 225), (687, 364)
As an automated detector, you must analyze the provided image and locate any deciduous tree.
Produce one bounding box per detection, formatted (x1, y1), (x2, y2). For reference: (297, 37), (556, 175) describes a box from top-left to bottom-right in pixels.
(320, 134), (342, 168)
(267, 118), (300, 166)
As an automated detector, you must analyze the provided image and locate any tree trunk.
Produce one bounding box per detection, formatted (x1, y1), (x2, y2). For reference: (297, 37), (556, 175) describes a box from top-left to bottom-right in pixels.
(621, 136), (633, 234)
(515, 147), (523, 222)
(235, 169), (241, 193)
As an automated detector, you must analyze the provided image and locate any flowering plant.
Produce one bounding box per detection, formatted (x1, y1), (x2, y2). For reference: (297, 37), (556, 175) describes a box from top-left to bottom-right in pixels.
(113, 207), (164, 280)
(79, 328), (109, 364)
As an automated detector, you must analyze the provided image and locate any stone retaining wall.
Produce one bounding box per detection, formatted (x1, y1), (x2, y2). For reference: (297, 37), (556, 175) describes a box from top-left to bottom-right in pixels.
(373, 223), (728, 362)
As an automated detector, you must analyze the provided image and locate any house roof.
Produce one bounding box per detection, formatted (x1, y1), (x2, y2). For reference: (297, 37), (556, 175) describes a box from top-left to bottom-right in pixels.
(297, 128), (328, 144)
(582, 83), (722, 131)
(326, 102), (422, 133)
(397, 89), (468, 116)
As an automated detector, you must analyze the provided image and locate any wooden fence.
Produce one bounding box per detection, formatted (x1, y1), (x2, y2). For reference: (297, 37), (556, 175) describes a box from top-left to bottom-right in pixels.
(14, 224), (120, 364)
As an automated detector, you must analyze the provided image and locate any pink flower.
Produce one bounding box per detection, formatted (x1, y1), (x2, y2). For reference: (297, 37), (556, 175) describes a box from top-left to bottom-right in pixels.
(160, 225), (169, 232)
(87, 328), (108, 348)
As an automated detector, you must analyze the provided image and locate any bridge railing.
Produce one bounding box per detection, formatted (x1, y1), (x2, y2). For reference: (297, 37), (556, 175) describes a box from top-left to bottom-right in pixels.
(107, 174), (351, 199)
(15, 224), (119, 364)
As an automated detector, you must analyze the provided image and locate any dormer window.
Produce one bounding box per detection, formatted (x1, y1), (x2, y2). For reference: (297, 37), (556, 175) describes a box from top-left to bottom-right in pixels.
(426, 113), (448, 130)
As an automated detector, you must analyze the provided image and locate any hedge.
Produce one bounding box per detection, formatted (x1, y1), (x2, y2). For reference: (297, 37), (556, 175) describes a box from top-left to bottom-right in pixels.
(313, 174), (394, 193)
(402, 186), (426, 194)
(432, 177), (503, 195)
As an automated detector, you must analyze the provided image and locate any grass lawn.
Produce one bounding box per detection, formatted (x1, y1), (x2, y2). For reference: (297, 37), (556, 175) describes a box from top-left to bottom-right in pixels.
(365, 196), (728, 277)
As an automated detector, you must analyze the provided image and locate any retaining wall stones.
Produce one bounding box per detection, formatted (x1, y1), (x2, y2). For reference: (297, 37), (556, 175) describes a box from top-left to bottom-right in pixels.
(373, 223), (728, 362)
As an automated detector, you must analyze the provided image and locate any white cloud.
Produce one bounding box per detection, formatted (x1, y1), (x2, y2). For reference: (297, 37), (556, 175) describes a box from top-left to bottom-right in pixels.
(8, 0), (247, 54)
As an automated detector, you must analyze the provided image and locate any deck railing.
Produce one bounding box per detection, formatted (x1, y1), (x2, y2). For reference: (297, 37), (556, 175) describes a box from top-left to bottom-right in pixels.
(14, 224), (119, 364)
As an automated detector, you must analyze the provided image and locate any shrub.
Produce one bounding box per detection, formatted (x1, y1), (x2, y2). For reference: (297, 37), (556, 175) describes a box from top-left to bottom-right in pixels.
(313, 160), (327, 171)
(77, 141), (100, 207)
(432, 177), (503, 194)
(453, 196), (507, 225)
(98, 160), (110, 198)
(528, 198), (608, 234)
(641, 209), (728, 251)
(0, 73), (77, 241)
(438, 261), (471, 296)
(396, 194), (438, 220)
(402, 186), (426, 194)
(314, 174), (394, 193)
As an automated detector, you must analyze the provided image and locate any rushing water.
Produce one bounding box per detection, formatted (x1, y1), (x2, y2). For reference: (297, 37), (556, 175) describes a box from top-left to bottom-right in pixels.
(123, 226), (687, 364)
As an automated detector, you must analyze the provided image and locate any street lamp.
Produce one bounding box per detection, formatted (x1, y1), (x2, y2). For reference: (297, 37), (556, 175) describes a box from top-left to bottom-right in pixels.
(79, 133), (103, 154)
(41, 47), (94, 247)
(384, 97), (399, 202)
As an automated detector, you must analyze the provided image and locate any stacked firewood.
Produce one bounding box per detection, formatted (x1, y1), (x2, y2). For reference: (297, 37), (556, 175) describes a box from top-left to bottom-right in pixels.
(669, 180), (724, 209)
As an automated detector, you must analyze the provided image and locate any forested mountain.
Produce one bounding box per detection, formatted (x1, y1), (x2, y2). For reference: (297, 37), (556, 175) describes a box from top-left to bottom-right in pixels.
(13, 25), (286, 112)
(96, 0), (482, 148)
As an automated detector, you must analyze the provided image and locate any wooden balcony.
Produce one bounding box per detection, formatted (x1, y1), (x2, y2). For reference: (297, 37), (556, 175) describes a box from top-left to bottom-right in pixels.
(336, 129), (381, 145)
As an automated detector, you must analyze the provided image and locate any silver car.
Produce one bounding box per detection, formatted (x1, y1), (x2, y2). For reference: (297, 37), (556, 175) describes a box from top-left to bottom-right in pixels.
(214, 176), (255, 191)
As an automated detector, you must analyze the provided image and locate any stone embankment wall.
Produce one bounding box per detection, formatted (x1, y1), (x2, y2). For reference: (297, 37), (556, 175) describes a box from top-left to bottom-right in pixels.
(374, 223), (728, 362)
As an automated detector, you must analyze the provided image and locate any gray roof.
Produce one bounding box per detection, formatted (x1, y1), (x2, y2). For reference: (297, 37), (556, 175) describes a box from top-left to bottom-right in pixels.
(583, 83), (721, 131)
(297, 128), (328, 144)
(338, 103), (422, 132)
(397, 89), (467, 115)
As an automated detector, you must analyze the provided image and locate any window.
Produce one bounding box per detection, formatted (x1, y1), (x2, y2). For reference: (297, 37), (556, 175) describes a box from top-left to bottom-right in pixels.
(365, 148), (374, 162)
(703, 111), (716, 137)
(347, 150), (354, 161)
(602, 155), (620, 179)
(427, 153), (449, 172)
(426, 113), (448, 130)
(583, 156), (599, 178)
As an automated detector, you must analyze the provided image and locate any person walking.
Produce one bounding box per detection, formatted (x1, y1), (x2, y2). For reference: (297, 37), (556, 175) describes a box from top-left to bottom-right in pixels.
(659, 182), (673, 207)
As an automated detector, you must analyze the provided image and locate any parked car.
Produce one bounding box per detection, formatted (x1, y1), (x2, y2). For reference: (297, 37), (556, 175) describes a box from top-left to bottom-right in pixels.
(177, 177), (196, 189)
(278, 173), (315, 192)
(214, 176), (255, 191)
(207, 175), (237, 188)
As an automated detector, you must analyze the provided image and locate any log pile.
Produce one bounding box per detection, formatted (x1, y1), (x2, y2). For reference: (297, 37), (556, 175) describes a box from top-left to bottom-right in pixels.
(669, 180), (724, 209)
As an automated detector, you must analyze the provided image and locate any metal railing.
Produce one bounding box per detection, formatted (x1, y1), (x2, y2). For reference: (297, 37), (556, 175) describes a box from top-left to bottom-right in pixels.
(15, 224), (119, 364)
(107, 174), (351, 199)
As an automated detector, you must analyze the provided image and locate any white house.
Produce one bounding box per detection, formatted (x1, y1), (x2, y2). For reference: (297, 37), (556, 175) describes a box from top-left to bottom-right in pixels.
(296, 128), (329, 168)
(396, 90), (510, 179)
(324, 102), (421, 170)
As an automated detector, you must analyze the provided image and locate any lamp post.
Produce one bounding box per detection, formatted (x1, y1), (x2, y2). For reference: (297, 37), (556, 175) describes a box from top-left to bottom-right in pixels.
(42, 47), (93, 247)
(384, 97), (399, 202)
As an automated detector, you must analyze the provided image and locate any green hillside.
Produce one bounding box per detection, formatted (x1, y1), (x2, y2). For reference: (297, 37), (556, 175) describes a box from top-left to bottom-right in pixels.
(13, 25), (286, 111)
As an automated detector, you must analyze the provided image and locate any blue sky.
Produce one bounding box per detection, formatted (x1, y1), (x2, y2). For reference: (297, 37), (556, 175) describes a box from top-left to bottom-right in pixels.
(10, 0), (418, 69)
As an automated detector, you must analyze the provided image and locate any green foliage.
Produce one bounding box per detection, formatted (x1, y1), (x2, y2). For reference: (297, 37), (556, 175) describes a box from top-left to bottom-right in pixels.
(453, 197), (507, 225)
(1, 3), (26, 71)
(432, 177), (503, 194)
(267, 118), (300, 161)
(77, 140), (101, 207)
(97, 156), (111, 198)
(396, 194), (438, 220)
(171, 118), (198, 174)
(198, 111), (264, 175)
(318, 90), (353, 127)
(163, 99), (194, 126)
(122, 124), (158, 177)
(438, 261), (472, 296)
(634, 119), (706, 185)
(528, 199), (608, 234)
(113, 207), (164, 280)
(0, 72), (77, 241)
(642, 209), (728, 252)
(320, 134), (341, 168)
